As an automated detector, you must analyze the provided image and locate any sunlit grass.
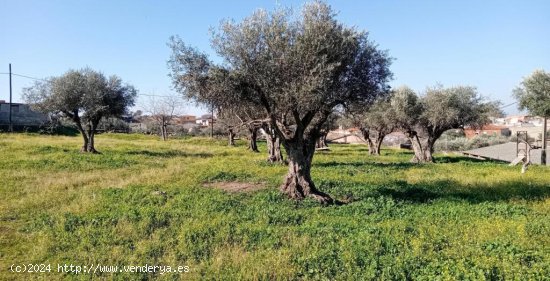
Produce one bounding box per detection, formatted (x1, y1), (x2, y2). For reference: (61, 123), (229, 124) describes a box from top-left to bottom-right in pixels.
(0, 133), (549, 280)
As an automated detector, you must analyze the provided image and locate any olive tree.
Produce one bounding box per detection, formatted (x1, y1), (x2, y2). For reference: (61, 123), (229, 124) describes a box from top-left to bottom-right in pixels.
(356, 98), (395, 155)
(168, 2), (392, 204)
(390, 85), (498, 163)
(514, 69), (550, 164)
(385, 86), (422, 160)
(222, 105), (266, 152)
(216, 107), (242, 146)
(23, 68), (137, 152)
(315, 112), (340, 150)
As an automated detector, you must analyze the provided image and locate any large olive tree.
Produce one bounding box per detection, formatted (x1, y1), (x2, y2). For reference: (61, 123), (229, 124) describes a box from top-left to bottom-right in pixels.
(514, 69), (550, 164)
(168, 2), (392, 204)
(23, 68), (137, 153)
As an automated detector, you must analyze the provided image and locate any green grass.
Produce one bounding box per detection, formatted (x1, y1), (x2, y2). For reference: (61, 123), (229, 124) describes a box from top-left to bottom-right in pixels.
(0, 133), (549, 280)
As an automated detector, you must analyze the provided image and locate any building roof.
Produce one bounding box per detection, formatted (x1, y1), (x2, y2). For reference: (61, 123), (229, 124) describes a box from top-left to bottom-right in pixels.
(0, 101), (25, 105)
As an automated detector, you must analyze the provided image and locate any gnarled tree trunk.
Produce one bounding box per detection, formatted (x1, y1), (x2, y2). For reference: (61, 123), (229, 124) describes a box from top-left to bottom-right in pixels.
(423, 137), (435, 163)
(360, 128), (375, 155)
(248, 127), (259, 152)
(266, 133), (283, 163)
(84, 120), (100, 154)
(372, 133), (385, 155)
(65, 110), (101, 153)
(315, 130), (329, 150)
(69, 114), (90, 153)
(263, 124), (284, 163)
(406, 131), (432, 163)
(228, 127), (235, 146)
(75, 123), (89, 152)
(161, 123), (167, 141)
(280, 139), (333, 205)
(86, 129), (97, 153)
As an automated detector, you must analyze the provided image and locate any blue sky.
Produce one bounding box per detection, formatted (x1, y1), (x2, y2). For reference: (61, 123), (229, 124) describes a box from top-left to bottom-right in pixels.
(1, 0), (549, 115)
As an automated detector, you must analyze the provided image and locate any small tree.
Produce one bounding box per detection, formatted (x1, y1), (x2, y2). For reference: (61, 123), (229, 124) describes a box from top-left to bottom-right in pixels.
(216, 108), (241, 146)
(386, 86), (423, 160)
(143, 94), (184, 141)
(357, 98), (395, 155)
(514, 69), (550, 164)
(237, 109), (265, 153)
(23, 68), (137, 152)
(217, 105), (266, 151)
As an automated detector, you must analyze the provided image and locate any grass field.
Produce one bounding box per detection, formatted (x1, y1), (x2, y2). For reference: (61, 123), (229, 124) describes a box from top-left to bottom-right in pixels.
(1, 133), (549, 280)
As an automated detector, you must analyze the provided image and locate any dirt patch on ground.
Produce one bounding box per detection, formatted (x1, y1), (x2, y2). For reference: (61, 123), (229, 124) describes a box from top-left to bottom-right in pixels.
(203, 181), (267, 193)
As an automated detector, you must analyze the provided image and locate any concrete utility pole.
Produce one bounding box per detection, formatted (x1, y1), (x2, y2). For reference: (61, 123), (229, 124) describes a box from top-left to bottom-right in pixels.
(543, 117), (548, 165)
(9, 63), (13, 132)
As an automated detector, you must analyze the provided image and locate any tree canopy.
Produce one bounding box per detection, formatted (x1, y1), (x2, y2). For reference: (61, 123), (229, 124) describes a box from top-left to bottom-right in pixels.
(353, 97), (396, 155)
(514, 69), (550, 117)
(23, 68), (137, 152)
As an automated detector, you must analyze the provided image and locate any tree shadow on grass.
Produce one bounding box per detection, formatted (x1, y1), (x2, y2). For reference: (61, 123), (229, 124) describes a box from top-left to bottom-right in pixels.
(331, 146), (370, 153)
(376, 179), (550, 204)
(316, 154), (506, 169)
(315, 161), (417, 170)
(126, 150), (213, 158)
(322, 151), (362, 157)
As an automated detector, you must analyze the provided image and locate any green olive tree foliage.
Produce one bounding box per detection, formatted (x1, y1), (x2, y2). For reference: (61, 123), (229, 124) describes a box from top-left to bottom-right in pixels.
(514, 69), (550, 164)
(168, 2), (392, 204)
(386, 86), (423, 159)
(514, 70), (550, 117)
(23, 68), (137, 153)
(355, 98), (396, 155)
(166, 43), (269, 153)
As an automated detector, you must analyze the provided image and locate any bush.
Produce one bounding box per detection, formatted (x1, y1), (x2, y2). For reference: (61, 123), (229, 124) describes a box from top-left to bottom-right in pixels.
(97, 117), (130, 133)
(435, 134), (510, 151)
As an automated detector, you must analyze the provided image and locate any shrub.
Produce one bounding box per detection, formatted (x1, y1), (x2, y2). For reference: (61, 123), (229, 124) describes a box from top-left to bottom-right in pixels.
(435, 134), (510, 151)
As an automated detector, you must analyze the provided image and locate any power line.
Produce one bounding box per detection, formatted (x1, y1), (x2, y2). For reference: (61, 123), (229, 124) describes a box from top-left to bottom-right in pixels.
(1, 71), (175, 98)
(0, 72), (51, 82)
(500, 101), (518, 109)
(13, 73), (52, 82)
